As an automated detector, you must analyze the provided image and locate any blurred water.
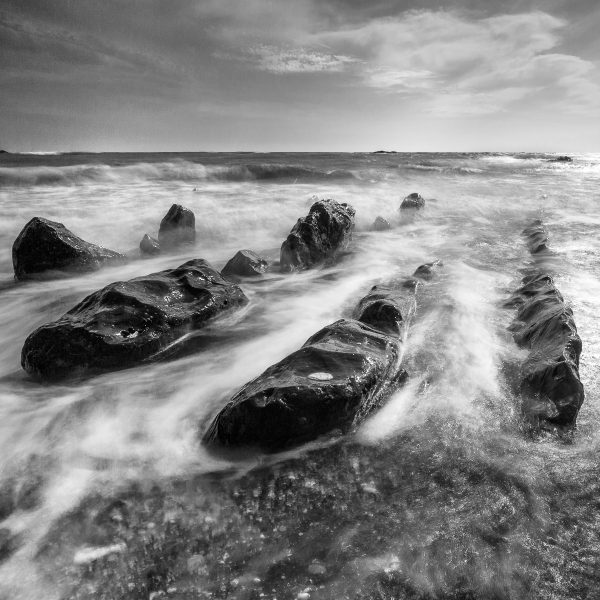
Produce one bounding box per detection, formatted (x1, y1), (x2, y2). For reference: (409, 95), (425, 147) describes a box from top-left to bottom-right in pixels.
(0, 152), (599, 599)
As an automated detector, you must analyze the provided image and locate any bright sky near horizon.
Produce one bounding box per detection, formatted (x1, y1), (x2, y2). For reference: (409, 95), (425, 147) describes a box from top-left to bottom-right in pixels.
(1, 0), (599, 152)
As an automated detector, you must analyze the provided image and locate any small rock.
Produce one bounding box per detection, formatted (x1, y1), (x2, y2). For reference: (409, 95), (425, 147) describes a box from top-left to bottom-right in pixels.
(222, 250), (268, 277)
(400, 192), (425, 210)
(140, 234), (160, 255)
(372, 216), (391, 231)
(158, 204), (195, 249)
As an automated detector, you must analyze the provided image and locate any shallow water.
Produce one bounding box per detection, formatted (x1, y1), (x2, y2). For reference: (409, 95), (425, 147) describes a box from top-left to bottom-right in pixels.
(0, 152), (599, 599)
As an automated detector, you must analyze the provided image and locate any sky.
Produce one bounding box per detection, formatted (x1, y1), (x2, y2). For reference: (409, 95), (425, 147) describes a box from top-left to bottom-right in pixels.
(1, 0), (599, 152)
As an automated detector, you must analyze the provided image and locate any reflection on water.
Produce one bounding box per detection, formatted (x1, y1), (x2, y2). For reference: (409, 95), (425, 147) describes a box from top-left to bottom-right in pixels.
(0, 152), (599, 599)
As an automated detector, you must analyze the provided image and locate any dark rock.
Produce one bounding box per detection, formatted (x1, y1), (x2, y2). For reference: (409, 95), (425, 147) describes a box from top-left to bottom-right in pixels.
(509, 255), (584, 428)
(549, 155), (572, 163)
(354, 282), (418, 336)
(0, 150), (7, 154)
(158, 204), (195, 249)
(12, 217), (125, 280)
(203, 319), (407, 451)
(400, 193), (425, 210)
(0, 528), (18, 563)
(413, 260), (443, 281)
(372, 216), (391, 231)
(203, 263), (445, 451)
(522, 220), (549, 254)
(21, 259), (248, 381)
(280, 199), (355, 272)
(140, 234), (160, 256)
(222, 250), (268, 278)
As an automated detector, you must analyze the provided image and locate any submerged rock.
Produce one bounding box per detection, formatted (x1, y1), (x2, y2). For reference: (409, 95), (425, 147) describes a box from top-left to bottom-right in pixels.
(549, 155), (572, 163)
(222, 250), (268, 278)
(400, 193), (425, 210)
(372, 216), (391, 231)
(22, 259), (248, 381)
(522, 219), (549, 254)
(139, 233), (160, 256)
(203, 264), (441, 451)
(280, 199), (355, 272)
(12, 217), (124, 280)
(158, 204), (196, 249)
(413, 260), (443, 281)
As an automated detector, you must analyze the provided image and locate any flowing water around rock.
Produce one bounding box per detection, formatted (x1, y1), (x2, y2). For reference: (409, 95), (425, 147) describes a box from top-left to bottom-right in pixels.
(0, 152), (600, 599)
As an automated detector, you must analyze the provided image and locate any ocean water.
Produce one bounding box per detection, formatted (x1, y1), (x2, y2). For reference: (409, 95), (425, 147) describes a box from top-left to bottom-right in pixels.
(0, 152), (599, 599)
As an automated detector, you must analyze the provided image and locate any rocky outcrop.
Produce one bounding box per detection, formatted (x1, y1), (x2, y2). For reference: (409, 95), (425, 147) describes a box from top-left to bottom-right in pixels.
(372, 216), (391, 231)
(280, 199), (355, 271)
(12, 217), (124, 280)
(22, 259), (248, 381)
(508, 222), (584, 427)
(203, 263), (440, 451)
(158, 204), (195, 249)
(139, 234), (160, 256)
(222, 250), (268, 278)
(400, 193), (425, 210)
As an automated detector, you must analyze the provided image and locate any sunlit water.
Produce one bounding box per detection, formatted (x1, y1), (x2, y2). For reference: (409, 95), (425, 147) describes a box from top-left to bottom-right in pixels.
(0, 152), (600, 599)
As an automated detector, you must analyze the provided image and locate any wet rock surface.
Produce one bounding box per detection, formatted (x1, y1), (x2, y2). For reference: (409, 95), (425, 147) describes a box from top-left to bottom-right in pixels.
(372, 216), (391, 231)
(280, 199), (355, 272)
(400, 192), (425, 210)
(139, 233), (160, 256)
(21, 259), (248, 381)
(12, 217), (124, 280)
(158, 204), (196, 249)
(508, 222), (584, 427)
(222, 250), (268, 278)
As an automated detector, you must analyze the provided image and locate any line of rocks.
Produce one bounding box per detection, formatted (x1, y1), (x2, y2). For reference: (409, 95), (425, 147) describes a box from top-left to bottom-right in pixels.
(203, 261), (441, 451)
(507, 220), (584, 429)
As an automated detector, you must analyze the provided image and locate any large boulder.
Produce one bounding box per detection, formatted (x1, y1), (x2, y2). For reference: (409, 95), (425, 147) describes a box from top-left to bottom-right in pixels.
(400, 192), (425, 210)
(12, 217), (124, 280)
(22, 259), (248, 381)
(508, 272), (584, 427)
(222, 250), (268, 278)
(139, 234), (160, 256)
(203, 266), (437, 451)
(280, 199), (355, 271)
(203, 319), (407, 451)
(158, 204), (195, 249)
(372, 216), (391, 231)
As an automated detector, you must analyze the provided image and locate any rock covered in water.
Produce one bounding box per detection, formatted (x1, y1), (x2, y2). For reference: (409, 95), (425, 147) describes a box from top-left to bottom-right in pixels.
(12, 217), (124, 280)
(549, 155), (572, 163)
(522, 219), (549, 254)
(280, 199), (355, 271)
(158, 204), (196, 249)
(413, 260), (443, 281)
(203, 319), (407, 451)
(222, 250), (268, 278)
(203, 263), (444, 451)
(139, 233), (160, 256)
(372, 216), (391, 231)
(509, 272), (584, 427)
(400, 193), (425, 210)
(21, 259), (248, 381)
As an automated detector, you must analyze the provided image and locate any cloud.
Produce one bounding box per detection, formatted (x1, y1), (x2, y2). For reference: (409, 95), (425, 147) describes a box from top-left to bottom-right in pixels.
(246, 45), (357, 73)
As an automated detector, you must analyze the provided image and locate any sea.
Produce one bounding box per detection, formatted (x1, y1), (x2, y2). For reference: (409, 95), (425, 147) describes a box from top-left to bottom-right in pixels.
(0, 151), (599, 599)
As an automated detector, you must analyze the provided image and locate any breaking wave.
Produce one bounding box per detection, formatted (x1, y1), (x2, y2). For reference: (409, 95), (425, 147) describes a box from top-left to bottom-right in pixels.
(0, 161), (359, 187)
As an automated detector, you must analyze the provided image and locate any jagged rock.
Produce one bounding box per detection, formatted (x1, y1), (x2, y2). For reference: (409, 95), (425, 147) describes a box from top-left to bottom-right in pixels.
(280, 199), (355, 271)
(21, 259), (248, 381)
(203, 263), (441, 451)
(222, 250), (268, 278)
(509, 272), (584, 427)
(12, 217), (124, 280)
(372, 216), (391, 231)
(139, 234), (160, 256)
(522, 220), (549, 254)
(400, 193), (425, 210)
(158, 204), (195, 248)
